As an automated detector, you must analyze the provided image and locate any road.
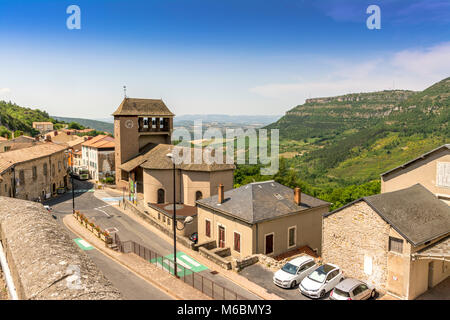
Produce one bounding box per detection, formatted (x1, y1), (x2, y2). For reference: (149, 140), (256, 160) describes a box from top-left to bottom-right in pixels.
(47, 180), (259, 300)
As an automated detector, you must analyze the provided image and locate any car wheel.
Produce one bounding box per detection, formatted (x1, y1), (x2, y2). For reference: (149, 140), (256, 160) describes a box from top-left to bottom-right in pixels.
(320, 290), (326, 298)
(370, 290), (376, 299)
(339, 277), (344, 282)
(290, 280), (296, 289)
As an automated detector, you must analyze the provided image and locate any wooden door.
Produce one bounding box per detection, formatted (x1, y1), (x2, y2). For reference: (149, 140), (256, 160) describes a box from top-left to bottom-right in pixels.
(218, 226), (225, 248)
(265, 234), (274, 254)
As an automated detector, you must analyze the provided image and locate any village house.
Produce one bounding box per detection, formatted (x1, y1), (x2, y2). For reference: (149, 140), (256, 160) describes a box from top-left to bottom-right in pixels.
(113, 98), (234, 236)
(81, 135), (115, 181)
(32, 121), (53, 133)
(322, 184), (449, 300)
(0, 142), (71, 200)
(0, 135), (42, 153)
(196, 181), (330, 259)
(381, 144), (450, 205)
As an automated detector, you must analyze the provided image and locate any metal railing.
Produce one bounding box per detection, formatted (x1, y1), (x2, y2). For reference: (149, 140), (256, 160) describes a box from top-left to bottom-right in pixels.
(114, 234), (246, 300)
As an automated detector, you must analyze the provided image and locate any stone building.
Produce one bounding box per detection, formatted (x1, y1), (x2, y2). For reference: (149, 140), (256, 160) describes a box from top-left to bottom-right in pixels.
(32, 121), (53, 132)
(196, 181), (329, 259)
(0, 142), (70, 201)
(0, 135), (42, 153)
(322, 184), (450, 300)
(113, 98), (235, 236)
(381, 144), (450, 205)
(81, 135), (115, 181)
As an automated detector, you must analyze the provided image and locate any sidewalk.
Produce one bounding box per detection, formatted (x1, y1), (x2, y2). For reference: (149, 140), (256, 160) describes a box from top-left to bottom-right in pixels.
(63, 214), (210, 300)
(107, 195), (283, 300)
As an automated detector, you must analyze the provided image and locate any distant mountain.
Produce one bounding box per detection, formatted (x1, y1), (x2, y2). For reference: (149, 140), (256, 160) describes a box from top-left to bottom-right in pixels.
(265, 77), (450, 187)
(174, 114), (282, 125)
(52, 116), (114, 133)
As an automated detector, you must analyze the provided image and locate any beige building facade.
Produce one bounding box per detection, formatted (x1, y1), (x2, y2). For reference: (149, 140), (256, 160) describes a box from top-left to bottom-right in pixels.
(0, 143), (71, 201)
(381, 144), (450, 204)
(32, 121), (53, 132)
(196, 181), (329, 259)
(322, 184), (450, 300)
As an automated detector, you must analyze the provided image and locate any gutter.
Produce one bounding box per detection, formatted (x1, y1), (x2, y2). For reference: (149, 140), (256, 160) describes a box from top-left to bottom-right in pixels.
(0, 240), (19, 300)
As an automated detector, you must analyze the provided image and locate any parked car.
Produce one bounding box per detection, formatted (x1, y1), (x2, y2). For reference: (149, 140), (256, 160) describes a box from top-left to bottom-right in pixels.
(189, 232), (198, 244)
(44, 205), (52, 212)
(273, 255), (317, 289)
(330, 278), (376, 300)
(299, 263), (344, 298)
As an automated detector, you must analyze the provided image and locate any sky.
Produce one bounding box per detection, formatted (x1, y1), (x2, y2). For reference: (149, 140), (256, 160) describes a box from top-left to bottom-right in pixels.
(0, 0), (449, 118)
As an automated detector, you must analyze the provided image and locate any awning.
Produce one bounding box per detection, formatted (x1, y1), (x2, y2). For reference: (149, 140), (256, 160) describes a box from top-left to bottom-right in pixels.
(412, 236), (450, 262)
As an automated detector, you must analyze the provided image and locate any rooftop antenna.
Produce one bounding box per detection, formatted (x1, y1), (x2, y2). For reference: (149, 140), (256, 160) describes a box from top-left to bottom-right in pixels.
(123, 85), (127, 98)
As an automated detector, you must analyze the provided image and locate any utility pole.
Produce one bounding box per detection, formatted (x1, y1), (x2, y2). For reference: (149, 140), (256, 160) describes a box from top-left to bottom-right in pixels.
(71, 150), (75, 213)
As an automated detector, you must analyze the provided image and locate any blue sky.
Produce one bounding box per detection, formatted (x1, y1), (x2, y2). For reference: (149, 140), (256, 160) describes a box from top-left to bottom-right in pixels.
(0, 0), (449, 118)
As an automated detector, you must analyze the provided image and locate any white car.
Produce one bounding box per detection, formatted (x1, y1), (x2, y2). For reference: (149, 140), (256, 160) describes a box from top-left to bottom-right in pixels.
(330, 278), (376, 300)
(299, 263), (344, 298)
(273, 255), (317, 289)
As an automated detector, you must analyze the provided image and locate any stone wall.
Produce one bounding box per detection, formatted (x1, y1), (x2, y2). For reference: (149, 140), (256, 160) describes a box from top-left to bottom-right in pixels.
(0, 197), (121, 300)
(322, 201), (390, 291)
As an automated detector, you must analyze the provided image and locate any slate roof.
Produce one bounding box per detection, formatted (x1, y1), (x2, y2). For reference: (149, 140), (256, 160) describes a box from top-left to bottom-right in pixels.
(196, 180), (330, 224)
(412, 236), (450, 262)
(0, 142), (68, 173)
(119, 143), (235, 172)
(381, 144), (450, 177)
(112, 98), (174, 117)
(325, 184), (450, 246)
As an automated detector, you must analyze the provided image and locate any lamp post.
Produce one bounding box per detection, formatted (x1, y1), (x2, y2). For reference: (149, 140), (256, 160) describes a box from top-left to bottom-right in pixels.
(166, 153), (194, 278)
(70, 150), (75, 214)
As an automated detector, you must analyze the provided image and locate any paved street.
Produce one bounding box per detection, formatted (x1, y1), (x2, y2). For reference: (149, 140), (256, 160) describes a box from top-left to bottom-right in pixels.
(238, 263), (326, 300)
(46, 180), (259, 300)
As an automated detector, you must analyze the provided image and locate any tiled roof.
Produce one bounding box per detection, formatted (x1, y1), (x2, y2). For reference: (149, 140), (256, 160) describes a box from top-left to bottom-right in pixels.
(325, 184), (450, 246)
(196, 180), (330, 224)
(0, 142), (68, 173)
(112, 98), (174, 117)
(82, 135), (115, 149)
(120, 143), (235, 172)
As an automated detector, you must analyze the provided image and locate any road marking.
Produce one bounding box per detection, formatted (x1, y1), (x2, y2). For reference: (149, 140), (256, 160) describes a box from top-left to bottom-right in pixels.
(180, 254), (201, 268)
(94, 207), (111, 217)
(74, 238), (94, 251)
(150, 251), (208, 276)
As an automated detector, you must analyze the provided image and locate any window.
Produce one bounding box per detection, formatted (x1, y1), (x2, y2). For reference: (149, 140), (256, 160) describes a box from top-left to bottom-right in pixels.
(52, 164), (55, 177)
(58, 161), (61, 171)
(205, 219), (211, 237)
(288, 226), (296, 248)
(389, 237), (403, 254)
(19, 170), (25, 185)
(234, 232), (241, 253)
(163, 216), (166, 223)
(158, 213), (161, 220)
(32, 166), (37, 179)
(157, 189), (165, 204)
(4, 146), (11, 152)
(43, 163), (48, 176)
(167, 218), (171, 226)
(195, 191), (203, 201)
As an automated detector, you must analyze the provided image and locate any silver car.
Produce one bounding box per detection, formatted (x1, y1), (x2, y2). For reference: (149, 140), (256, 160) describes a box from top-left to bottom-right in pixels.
(330, 278), (376, 300)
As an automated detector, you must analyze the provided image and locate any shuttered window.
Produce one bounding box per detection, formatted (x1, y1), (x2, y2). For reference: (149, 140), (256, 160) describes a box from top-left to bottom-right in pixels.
(389, 237), (403, 254)
(205, 220), (211, 237)
(234, 232), (240, 253)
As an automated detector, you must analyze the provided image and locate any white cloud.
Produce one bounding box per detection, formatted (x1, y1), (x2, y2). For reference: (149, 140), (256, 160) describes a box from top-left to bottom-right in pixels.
(0, 88), (11, 95)
(249, 42), (450, 102)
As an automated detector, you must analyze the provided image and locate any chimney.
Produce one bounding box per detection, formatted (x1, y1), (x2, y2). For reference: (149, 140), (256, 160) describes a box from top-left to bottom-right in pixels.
(218, 184), (224, 204)
(294, 187), (301, 205)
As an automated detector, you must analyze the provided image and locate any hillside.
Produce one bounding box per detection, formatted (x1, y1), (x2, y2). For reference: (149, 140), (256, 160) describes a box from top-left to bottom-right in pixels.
(0, 101), (58, 137)
(265, 77), (449, 186)
(52, 116), (114, 133)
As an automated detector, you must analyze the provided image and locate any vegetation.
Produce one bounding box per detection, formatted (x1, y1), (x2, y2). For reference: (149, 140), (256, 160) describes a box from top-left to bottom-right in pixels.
(235, 77), (450, 210)
(52, 116), (114, 133)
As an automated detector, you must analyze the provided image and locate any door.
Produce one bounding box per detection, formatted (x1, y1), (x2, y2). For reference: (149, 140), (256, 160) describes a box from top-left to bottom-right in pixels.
(218, 226), (225, 248)
(428, 261), (434, 289)
(265, 234), (274, 255)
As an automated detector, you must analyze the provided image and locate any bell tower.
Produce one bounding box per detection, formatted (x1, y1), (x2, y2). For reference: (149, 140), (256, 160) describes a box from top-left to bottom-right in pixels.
(113, 98), (174, 186)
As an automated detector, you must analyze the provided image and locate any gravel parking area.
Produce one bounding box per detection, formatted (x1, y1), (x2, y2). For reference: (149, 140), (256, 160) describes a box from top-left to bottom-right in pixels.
(238, 263), (331, 300)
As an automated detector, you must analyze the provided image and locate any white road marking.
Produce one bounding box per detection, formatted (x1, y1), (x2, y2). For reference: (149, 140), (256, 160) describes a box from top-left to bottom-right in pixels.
(78, 239), (92, 248)
(180, 254), (201, 267)
(94, 207), (111, 217)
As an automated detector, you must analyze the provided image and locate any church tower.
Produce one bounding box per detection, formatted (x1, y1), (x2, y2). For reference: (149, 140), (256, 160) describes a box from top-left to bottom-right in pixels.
(113, 98), (174, 186)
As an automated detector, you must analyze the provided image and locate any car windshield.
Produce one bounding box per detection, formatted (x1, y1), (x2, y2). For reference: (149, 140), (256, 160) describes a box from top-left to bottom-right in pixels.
(281, 263), (298, 275)
(308, 268), (328, 283)
(333, 288), (350, 297)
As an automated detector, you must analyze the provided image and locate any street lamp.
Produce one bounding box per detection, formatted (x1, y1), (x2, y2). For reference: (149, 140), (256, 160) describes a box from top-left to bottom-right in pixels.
(166, 153), (194, 277)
